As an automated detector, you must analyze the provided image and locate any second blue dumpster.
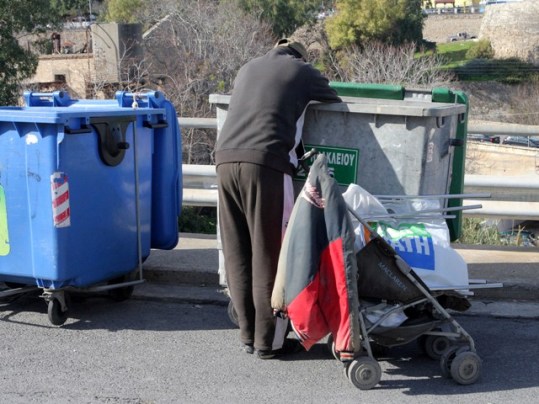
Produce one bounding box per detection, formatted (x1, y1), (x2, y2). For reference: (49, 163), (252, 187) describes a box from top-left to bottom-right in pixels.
(0, 90), (182, 325)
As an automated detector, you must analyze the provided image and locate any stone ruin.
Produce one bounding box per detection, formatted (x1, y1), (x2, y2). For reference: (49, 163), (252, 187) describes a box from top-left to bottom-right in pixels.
(479, 0), (539, 65)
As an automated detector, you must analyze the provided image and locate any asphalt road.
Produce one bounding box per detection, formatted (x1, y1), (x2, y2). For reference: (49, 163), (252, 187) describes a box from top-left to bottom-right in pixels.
(0, 292), (538, 404)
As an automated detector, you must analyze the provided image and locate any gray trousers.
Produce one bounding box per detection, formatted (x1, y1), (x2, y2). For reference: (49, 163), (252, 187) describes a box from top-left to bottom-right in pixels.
(217, 162), (288, 351)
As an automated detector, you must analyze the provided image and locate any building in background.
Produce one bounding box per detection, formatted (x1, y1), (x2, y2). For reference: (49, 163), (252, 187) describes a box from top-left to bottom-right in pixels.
(25, 23), (144, 100)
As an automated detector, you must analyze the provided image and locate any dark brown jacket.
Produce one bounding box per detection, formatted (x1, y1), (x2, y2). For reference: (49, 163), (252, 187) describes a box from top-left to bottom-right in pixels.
(215, 47), (341, 175)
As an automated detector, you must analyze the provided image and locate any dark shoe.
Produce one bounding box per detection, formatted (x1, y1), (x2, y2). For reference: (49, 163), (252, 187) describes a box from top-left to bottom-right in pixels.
(256, 339), (303, 360)
(276, 338), (304, 356)
(242, 343), (254, 354)
(256, 349), (276, 360)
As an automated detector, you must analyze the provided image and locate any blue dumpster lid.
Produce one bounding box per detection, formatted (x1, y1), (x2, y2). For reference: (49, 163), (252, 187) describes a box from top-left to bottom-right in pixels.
(0, 91), (169, 124)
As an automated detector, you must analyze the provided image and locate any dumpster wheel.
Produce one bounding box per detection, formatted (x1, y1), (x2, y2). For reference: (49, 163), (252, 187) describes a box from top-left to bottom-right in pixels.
(46, 293), (69, 326)
(107, 274), (136, 302)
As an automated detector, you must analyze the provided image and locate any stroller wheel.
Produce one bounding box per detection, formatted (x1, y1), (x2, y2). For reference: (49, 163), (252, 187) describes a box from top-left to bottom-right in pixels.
(450, 351), (482, 385)
(346, 357), (382, 390)
(440, 345), (462, 378)
(326, 334), (340, 361)
(423, 335), (452, 360)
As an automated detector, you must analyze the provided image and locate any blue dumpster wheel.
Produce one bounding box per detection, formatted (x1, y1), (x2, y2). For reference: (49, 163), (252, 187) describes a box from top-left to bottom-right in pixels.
(107, 275), (135, 302)
(347, 356), (382, 390)
(48, 297), (68, 326)
(227, 299), (239, 327)
(450, 351), (482, 385)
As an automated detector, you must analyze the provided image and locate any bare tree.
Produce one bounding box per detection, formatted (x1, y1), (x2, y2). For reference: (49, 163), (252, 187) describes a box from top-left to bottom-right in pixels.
(141, 0), (275, 164)
(328, 42), (454, 88)
(86, 50), (152, 99)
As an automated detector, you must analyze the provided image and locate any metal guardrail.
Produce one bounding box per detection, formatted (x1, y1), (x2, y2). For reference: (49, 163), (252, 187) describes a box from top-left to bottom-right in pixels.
(468, 121), (539, 137)
(181, 164), (539, 220)
(178, 118), (539, 219)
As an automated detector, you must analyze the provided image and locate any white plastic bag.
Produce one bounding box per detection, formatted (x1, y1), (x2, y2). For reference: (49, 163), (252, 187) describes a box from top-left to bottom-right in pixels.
(343, 184), (469, 291)
(363, 302), (408, 328)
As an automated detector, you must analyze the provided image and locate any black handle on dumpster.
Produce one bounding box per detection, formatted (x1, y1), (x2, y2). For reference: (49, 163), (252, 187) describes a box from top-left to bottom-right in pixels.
(90, 116), (135, 167)
(143, 120), (168, 129)
(449, 138), (464, 147)
(64, 125), (92, 134)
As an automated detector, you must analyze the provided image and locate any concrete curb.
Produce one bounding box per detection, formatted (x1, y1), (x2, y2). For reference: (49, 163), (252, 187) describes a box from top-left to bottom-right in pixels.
(131, 282), (539, 320)
(134, 234), (539, 319)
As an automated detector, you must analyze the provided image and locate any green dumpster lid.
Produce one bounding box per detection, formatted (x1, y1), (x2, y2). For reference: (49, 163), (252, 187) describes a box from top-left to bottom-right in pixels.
(329, 82), (405, 100)
(209, 94), (466, 118)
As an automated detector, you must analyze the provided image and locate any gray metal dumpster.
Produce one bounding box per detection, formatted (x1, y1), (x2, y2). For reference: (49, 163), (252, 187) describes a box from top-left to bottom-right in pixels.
(209, 92), (467, 285)
(210, 94), (466, 196)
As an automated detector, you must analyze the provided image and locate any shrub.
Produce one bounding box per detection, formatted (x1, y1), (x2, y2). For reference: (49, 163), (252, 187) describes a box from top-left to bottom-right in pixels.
(178, 207), (217, 234)
(466, 39), (494, 60)
(456, 218), (502, 245)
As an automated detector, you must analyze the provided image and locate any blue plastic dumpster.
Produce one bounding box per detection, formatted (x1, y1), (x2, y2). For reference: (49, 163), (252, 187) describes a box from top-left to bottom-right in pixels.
(0, 91), (182, 325)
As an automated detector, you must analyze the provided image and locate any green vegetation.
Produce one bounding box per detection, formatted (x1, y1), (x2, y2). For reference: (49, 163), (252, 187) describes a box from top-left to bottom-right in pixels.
(435, 41), (474, 68)
(0, 1), (62, 105)
(456, 218), (503, 245)
(457, 218), (536, 247)
(418, 40), (539, 84)
(51, 0), (95, 17)
(325, 0), (424, 49)
(454, 58), (539, 84)
(104, 0), (143, 23)
(225, 0), (324, 37)
(178, 207), (217, 234)
(465, 39), (494, 60)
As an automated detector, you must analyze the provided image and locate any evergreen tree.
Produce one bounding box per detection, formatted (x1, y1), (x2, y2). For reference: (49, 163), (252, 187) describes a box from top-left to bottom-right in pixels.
(230, 0), (323, 37)
(325, 0), (424, 49)
(104, 0), (144, 23)
(50, 0), (94, 17)
(0, 0), (61, 105)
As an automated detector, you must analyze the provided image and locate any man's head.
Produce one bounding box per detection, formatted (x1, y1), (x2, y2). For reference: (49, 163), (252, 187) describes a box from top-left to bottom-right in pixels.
(275, 38), (308, 62)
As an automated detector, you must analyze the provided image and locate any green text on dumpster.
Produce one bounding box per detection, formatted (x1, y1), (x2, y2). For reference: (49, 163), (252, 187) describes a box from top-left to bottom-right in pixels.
(295, 145), (359, 186)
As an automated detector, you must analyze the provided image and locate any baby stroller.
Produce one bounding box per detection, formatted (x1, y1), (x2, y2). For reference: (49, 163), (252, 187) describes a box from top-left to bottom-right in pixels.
(272, 153), (495, 390)
(335, 208), (482, 389)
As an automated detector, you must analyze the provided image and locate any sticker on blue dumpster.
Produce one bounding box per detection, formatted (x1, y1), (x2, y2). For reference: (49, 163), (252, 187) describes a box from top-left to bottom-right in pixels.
(0, 184), (9, 256)
(50, 172), (71, 228)
(375, 222), (435, 271)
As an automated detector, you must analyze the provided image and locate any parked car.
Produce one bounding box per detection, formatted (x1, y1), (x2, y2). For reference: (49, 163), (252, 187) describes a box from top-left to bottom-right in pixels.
(447, 32), (476, 42)
(467, 133), (500, 143)
(501, 136), (539, 148)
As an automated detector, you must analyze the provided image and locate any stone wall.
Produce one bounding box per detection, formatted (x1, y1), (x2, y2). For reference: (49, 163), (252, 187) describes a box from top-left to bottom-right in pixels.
(30, 54), (94, 99)
(480, 0), (539, 64)
(424, 7), (539, 65)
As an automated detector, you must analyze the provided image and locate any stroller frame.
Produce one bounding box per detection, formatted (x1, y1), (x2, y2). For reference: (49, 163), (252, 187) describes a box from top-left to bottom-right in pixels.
(335, 206), (489, 390)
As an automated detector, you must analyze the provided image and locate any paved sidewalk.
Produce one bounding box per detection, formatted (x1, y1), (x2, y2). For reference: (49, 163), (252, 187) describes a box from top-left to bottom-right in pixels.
(139, 233), (539, 318)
